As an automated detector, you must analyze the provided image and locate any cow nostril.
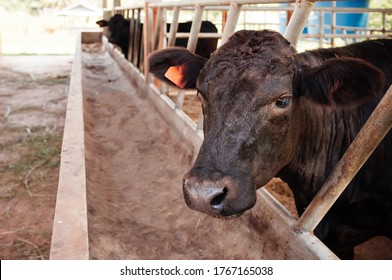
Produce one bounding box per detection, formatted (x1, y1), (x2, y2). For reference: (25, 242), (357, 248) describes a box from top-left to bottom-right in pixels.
(210, 187), (228, 209)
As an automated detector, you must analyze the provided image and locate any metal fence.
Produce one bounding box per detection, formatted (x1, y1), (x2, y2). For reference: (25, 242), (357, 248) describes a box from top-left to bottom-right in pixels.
(100, 0), (392, 257)
(103, 2), (392, 47)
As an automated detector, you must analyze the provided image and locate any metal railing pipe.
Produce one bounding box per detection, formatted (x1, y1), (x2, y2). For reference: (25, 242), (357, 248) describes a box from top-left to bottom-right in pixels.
(153, 7), (164, 51)
(168, 33), (222, 39)
(133, 8), (143, 68)
(301, 34), (392, 39)
(331, 1), (336, 48)
(175, 90), (186, 109)
(196, 112), (204, 132)
(318, 11), (324, 47)
(143, 3), (153, 78)
(149, 0), (298, 8)
(284, 0), (316, 46)
(221, 2), (242, 45)
(187, 5), (205, 53)
(168, 7), (181, 47)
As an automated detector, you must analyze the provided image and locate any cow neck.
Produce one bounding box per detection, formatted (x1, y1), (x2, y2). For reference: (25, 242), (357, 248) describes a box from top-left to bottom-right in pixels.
(296, 47), (350, 68)
(278, 101), (365, 213)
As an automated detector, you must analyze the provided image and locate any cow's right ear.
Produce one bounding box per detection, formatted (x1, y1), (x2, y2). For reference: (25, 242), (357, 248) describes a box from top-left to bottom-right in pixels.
(297, 57), (385, 107)
(148, 47), (207, 89)
(96, 20), (108, 27)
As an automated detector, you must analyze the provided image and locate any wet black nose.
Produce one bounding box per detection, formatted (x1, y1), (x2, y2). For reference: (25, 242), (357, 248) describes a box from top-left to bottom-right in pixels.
(182, 173), (247, 217)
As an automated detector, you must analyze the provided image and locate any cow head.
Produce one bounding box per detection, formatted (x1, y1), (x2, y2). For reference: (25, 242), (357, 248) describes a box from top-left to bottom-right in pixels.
(149, 30), (384, 218)
(96, 14), (129, 46)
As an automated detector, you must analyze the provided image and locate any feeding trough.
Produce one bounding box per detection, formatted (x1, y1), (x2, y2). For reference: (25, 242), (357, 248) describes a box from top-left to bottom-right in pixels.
(50, 0), (392, 260)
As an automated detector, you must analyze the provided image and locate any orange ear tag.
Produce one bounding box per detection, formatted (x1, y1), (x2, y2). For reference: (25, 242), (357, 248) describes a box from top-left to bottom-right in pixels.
(165, 65), (186, 88)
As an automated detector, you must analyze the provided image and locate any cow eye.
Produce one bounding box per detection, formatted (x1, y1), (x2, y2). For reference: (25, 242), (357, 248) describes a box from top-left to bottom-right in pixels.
(275, 97), (291, 108)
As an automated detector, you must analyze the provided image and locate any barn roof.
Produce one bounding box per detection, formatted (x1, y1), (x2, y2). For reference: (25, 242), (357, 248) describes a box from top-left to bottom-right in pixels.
(58, 1), (102, 17)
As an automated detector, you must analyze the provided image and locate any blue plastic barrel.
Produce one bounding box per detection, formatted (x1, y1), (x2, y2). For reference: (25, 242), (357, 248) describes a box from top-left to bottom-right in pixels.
(280, 1), (370, 35)
(310, 0), (370, 34)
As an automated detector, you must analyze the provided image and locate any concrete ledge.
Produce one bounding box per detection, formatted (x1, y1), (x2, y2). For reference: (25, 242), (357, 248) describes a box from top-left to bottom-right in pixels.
(50, 33), (91, 260)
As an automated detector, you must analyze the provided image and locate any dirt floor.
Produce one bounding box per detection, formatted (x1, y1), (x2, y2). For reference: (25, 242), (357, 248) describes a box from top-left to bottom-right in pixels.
(0, 55), (72, 259)
(1, 49), (391, 259)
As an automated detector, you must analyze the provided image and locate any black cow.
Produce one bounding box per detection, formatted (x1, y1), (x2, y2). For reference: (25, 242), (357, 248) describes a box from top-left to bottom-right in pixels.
(148, 30), (392, 259)
(96, 14), (218, 60)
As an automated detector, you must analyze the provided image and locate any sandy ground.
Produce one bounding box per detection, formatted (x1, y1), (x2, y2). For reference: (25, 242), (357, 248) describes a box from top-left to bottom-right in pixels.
(0, 55), (72, 259)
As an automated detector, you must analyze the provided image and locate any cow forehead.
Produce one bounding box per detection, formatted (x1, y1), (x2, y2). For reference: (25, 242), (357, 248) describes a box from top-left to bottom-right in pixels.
(197, 56), (294, 101)
(197, 30), (296, 91)
(201, 56), (293, 80)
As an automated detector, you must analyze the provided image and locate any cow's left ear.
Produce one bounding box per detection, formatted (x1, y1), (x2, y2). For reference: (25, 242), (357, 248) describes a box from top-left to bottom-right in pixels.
(96, 20), (108, 27)
(298, 58), (385, 107)
(148, 47), (207, 89)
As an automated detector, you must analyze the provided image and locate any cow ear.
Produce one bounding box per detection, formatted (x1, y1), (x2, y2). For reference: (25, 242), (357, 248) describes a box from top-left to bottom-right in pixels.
(96, 20), (108, 27)
(298, 58), (385, 107)
(148, 47), (207, 89)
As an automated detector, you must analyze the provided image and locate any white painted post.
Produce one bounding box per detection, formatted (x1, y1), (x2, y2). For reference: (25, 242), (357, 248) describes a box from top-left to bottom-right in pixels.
(153, 7), (164, 51)
(196, 112), (204, 132)
(187, 5), (205, 53)
(284, 0), (316, 46)
(175, 90), (186, 109)
(112, 0), (121, 16)
(168, 7), (181, 47)
(220, 2), (242, 45)
(144, 3), (153, 79)
(319, 11), (324, 47)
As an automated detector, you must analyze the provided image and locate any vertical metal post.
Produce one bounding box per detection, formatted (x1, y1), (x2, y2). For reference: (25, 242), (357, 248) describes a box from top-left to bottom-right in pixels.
(382, 12), (386, 34)
(220, 2), (242, 45)
(187, 5), (205, 53)
(319, 11), (324, 48)
(112, 0), (121, 16)
(175, 90), (185, 110)
(243, 9), (246, 29)
(294, 85), (392, 233)
(284, 0), (316, 47)
(196, 112), (204, 132)
(331, 1), (336, 47)
(222, 9), (228, 32)
(144, 4), (153, 79)
(128, 9), (135, 63)
(168, 7), (181, 47)
(153, 7), (164, 51)
(135, 8), (143, 69)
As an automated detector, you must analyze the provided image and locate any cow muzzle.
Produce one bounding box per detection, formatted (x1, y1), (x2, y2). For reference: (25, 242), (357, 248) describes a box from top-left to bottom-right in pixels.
(182, 172), (256, 217)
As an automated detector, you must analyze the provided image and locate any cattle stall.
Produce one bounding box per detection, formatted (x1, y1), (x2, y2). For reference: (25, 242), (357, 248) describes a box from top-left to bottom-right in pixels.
(50, 0), (392, 259)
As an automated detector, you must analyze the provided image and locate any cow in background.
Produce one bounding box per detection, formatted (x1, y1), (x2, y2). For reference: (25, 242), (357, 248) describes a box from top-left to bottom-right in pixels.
(97, 14), (218, 60)
(97, 14), (131, 58)
(149, 30), (392, 259)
